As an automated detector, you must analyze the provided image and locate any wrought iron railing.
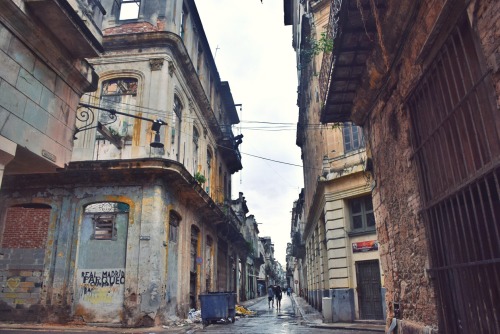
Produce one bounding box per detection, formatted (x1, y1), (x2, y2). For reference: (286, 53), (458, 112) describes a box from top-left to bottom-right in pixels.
(318, 0), (343, 105)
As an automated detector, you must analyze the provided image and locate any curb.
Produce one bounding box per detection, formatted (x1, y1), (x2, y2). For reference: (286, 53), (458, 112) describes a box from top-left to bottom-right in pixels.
(291, 294), (385, 333)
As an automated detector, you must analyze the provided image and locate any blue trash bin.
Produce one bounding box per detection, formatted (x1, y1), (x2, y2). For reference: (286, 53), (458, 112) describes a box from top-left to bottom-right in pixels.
(199, 292), (236, 327)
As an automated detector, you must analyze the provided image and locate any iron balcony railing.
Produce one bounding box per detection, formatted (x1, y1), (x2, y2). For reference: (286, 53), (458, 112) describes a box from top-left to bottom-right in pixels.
(318, 0), (343, 106)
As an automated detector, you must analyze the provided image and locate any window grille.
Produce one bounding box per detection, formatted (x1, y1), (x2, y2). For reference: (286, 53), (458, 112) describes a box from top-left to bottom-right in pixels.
(407, 16), (500, 333)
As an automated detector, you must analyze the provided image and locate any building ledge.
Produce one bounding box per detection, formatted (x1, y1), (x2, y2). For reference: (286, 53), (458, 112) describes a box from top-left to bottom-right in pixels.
(26, 0), (104, 57)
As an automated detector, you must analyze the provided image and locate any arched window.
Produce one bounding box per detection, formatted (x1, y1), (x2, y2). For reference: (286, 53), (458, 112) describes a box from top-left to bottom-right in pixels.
(172, 96), (183, 161)
(100, 78), (137, 138)
(193, 127), (199, 173)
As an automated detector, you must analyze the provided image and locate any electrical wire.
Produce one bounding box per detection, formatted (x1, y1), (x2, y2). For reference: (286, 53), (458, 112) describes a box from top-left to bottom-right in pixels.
(83, 94), (338, 131)
(78, 101), (327, 171)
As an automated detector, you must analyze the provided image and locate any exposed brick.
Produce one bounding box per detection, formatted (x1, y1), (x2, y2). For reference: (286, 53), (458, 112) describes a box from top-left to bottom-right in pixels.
(2, 207), (50, 249)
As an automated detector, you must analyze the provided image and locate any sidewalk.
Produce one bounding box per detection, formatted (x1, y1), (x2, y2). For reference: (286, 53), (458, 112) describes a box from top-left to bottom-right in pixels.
(0, 297), (267, 333)
(291, 293), (386, 333)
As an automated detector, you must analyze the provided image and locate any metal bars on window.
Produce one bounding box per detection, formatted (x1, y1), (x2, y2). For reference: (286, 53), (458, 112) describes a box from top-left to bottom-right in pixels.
(407, 16), (500, 333)
(407, 20), (500, 206)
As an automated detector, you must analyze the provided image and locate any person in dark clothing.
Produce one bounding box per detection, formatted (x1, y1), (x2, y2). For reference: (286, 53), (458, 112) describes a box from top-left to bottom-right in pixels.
(267, 285), (275, 308)
(274, 285), (283, 310)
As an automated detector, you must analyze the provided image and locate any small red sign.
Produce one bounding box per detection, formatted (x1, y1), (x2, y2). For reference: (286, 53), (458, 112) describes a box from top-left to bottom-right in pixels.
(352, 240), (378, 253)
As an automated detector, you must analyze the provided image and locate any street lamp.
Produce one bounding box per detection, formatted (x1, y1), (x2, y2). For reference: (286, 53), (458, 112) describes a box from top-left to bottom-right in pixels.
(75, 103), (168, 149)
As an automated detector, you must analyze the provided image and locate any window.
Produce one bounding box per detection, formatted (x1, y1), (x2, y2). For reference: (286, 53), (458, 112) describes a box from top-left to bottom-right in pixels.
(92, 214), (117, 240)
(119, 0), (140, 20)
(349, 196), (375, 233)
(172, 96), (183, 160)
(100, 78), (137, 138)
(85, 202), (130, 240)
(206, 149), (212, 192)
(169, 211), (180, 243)
(193, 127), (199, 173)
(343, 122), (365, 153)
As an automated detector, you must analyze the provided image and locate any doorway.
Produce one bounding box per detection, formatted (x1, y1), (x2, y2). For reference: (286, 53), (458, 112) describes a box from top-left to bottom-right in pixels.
(356, 260), (383, 320)
(75, 202), (129, 323)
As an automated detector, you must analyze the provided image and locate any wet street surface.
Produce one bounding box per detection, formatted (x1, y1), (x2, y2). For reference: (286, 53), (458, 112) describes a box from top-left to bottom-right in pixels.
(192, 295), (377, 334)
(0, 295), (383, 333)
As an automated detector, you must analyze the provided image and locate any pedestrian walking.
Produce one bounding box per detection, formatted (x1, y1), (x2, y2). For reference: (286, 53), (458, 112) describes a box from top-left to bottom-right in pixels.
(267, 285), (275, 308)
(287, 287), (291, 296)
(274, 285), (282, 310)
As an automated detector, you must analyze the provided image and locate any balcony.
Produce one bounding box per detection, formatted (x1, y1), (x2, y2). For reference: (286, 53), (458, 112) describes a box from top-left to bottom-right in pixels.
(319, 0), (386, 123)
(218, 82), (243, 174)
(217, 203), (248, 255)
(25, 0), (105, 57)
(291, 232), (306, 258)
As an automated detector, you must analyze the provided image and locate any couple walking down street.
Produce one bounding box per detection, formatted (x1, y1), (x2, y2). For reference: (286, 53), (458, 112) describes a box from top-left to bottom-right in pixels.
(267, 285), (283, 310)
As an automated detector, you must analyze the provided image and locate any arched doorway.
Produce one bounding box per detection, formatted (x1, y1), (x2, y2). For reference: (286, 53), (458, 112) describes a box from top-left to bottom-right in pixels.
(74, 202), (129, 323)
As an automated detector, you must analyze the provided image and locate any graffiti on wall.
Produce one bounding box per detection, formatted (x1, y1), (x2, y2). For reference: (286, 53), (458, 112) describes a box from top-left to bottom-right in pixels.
(77, 269), (125, 305)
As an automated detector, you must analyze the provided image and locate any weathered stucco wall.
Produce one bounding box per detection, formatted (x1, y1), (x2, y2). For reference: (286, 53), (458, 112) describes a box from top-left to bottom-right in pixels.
(0, 161), (224, 325)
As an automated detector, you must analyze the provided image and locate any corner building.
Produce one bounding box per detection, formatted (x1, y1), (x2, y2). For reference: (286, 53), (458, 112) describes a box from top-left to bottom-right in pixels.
(0, 0), (248, 327)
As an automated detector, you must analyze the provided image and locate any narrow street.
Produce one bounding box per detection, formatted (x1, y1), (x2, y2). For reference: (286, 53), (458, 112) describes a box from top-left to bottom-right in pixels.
(193, 295), (380, 334)
(0, 294), (384, 334)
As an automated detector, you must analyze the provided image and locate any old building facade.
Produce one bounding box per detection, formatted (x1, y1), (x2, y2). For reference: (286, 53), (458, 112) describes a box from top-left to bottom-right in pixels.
(285, 0), (384, 323)
(0, 0), (101, 189)
(0, 0), (252, 327)
(316, 0), (500, 333)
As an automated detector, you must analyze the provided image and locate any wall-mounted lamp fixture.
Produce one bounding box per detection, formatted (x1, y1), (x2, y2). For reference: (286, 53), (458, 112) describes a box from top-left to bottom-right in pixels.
(76, 103), (167, 149)
(150, 119), (167, 148)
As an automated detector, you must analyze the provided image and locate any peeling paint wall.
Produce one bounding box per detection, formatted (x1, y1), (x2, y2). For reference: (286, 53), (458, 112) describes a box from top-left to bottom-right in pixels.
(0, 163), (229, 325)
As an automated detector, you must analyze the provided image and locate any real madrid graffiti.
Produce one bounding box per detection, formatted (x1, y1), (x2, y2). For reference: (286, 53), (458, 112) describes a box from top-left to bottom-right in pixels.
(81, 270), (125, 290)
(77, 269), (126, 305)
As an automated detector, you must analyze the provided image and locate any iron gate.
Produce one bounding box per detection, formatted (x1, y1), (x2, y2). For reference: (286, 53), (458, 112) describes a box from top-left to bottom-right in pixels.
(407, 15), (500, 333)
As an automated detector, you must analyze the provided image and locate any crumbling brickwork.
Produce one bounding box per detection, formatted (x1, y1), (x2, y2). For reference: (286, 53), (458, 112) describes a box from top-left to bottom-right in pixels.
(103, 20), (166, 36)
(2, 207), (50, 249)
(349, 0), (500, 332)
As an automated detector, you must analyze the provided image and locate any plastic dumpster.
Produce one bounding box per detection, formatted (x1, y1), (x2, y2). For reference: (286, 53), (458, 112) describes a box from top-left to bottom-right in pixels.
(199, 292), (236, 327)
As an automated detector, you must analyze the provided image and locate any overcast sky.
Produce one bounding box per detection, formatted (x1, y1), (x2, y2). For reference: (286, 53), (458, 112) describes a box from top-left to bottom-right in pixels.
(195, 0), (303, 265)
